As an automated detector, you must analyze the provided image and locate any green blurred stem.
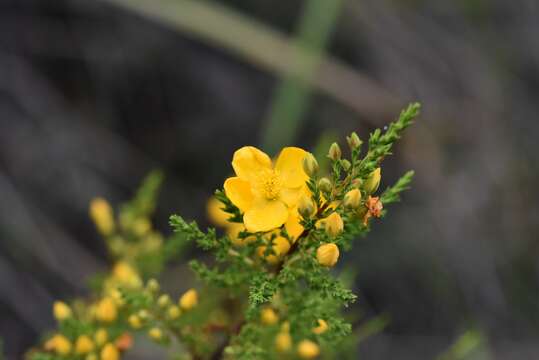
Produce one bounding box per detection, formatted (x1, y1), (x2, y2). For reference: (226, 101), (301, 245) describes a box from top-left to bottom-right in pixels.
(262, 0), (344, 153)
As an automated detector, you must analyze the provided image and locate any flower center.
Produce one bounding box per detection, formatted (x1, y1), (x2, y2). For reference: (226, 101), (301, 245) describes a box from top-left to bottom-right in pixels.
(257, 170), (282, 200)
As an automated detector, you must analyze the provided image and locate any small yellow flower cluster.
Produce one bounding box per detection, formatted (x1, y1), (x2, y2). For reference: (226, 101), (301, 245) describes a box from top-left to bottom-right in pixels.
(44, 327), (122, 360)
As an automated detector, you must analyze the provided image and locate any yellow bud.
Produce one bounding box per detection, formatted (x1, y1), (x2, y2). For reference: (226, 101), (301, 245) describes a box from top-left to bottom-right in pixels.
(109, 289), (125, 307)
(100, 343), (119, 360)
(325, 212), (343, 237)
(146, 278), (160, 293)
(312, 319), (328, 334)
(297, 340), (320, 359)
(157, 294), (171, 308)
(298, 195), (316, 219)
(94, 328), (108, 346)
(167, 305), (181, 320)
(137, 309), (150, 320)
(318, 177), (332, 193)
(89, 197), (115, 236)
(128, 314), (142, 329)
(132, 217), (151, 236)
(148, 327), (163, 342)
(260, 307), (279, 325)
(85, 353), (98, 360)
(346, 132), (362, 150)
(53, 301), (72, 321)
(257, 236), (291, 264)
(280, 321), (290, 333)
(328, 142), (341, 161)
(275, 332), (292, 352)
(96, 297), (117, 323)
(75, 335), (94, 354)
(343, 188), (361, 209)
(316, 243), (340, 267)
(363, 168), (381, 194)
(179, 289), (198, 310)
(302, 152), (319, 177)
(44, 334), (72, 356)
(112, 261), (142, 289)
(341, 159), (351, 171)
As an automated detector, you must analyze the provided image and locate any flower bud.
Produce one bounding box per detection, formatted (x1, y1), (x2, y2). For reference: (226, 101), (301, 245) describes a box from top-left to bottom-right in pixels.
(75, 335), (95, 355)
(157, 294), (171, 308)
(146, 278), (160, 293)
(128, 314), (142, 329)
(318, 177), (332, 193)
(312, 319), (328, 334)
(179, 289), (198, 310)
(302, 153), (319, 177)
(167, 305), (181, 320)
(316, 243), (340, 267)
(297, 340), (320, 359)
(137, 309), (149, 320)
(96, 297), (117, 323)
(363, 168), (381, 194)
(341, 159), (351, 171)
(275, 332), (292, 352)
(100, 343), (119, 360)
(45, 334), (72, 356)
(94, 328), (108, 346)
(346, 132), (362, 150)
(343, 188), (361, 209)
(260, 307), (279, 325)
(327, 142), (341, 161)
(53, 301), (72, 321)
(325, 212), (343, 237)
(115, 333), (133, 351)
(89, 197), (115, 236)
(112, 261), (142, 289)
(298, 195), (316, 219)
(148, 327), (163, 342)
(86, 354), (98, 360)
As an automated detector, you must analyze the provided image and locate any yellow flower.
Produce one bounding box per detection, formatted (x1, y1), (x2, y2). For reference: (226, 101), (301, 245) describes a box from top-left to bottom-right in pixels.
(324, 212), (343, 237)
(224, 146), (308, 232)
(316, 243), (340, 267)
(44, 334), (72, 355)
(297, 339), (320, 359)
(96, 298), (117, 323)
(343, 188), (361, 209)
(94, 328), (108, 346)
(128, 314), (142, 329)
(257, 236), (291, 264)
(111, 262), (142, 289)
(100, 343), (119, 360)
(363, 168), (381, 194)
(312, 319), (328, 334)
(275, 332), (292, 352)
(75, 335), (95, 354)
(148, 327), (163, 342)
(179, 289), (198, 310)
(260, 307), (279, 325)
(53, 301), (72, 321)
(89, 197), (115, 236)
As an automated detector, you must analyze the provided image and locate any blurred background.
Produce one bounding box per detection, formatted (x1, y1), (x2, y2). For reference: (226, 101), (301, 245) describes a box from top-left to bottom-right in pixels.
(1, 0), (539, 358)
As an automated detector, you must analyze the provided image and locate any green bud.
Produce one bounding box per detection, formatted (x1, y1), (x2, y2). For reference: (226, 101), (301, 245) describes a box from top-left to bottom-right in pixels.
(157, 294), (171, 308)
(298, 195), (316, 219)
(363, 168), (381, 194)
(302, 153), (319, 177)
(327, 142), (341, 161)
(146, 278), (160, 293)
(341, 159), (351, 171)
(346, 132), (362, 150)
(318, 177), (332, 193)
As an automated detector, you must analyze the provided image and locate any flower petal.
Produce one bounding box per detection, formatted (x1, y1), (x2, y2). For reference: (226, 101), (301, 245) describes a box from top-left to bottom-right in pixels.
(224, 177), (253, 212)
(275, 147), (308, 188)
(207, 197), (229, 227)
(285, 207), (304, 242)
(243, 199), (288, 232)
(231, 146), (272, 182)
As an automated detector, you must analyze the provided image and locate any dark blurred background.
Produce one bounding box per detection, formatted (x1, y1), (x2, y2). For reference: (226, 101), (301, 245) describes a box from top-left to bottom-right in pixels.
(1, 0), (539, 358)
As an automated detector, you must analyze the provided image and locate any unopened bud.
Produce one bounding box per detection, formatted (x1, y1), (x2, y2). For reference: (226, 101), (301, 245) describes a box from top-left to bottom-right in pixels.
(318, 177), (332, 193)
(148, 327), (163, 342)
(275, 332), (292, 352)
(179, 289), (198, 311)
(325, 212), (343, 237)
(157, 294), (171, 308)
(302, 153), (319, 177)
(327, 142), (341, 161)
(298, 195), (316, 219)
(343, 188), (361, 209)
(167, 305), (181, 320)
(316, 243), (340, 267)
(89, 198), (115, 236)
(341, 159), (351, 171)
(128, 314), (142, 329)
(363, 168), (381, 194)
(100, 343), (119, 360)
(146, 279), (160, 293)
(53, 301), (72, 321)
(346, 132), (362, 150)
(312, 319), (329, 334)
(261, 307), (279, 325)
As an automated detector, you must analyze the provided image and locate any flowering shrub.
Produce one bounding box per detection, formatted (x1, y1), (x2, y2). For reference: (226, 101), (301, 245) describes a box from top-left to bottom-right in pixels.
(28, 103), (420, 359)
